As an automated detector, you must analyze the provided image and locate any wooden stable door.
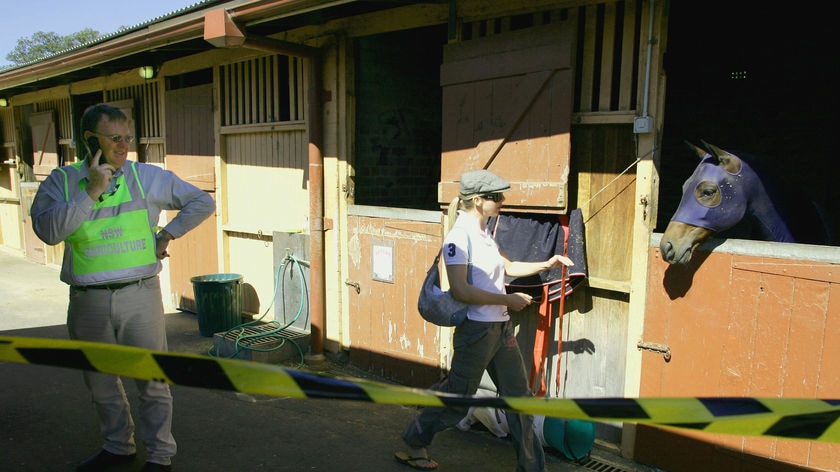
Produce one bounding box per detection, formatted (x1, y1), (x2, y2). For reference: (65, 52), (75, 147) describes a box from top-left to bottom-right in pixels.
(439, 21), (575, 213)
(164, 82), (218, 312)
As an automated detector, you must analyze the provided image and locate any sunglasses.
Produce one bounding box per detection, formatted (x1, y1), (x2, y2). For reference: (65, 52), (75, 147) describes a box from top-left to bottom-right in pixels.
(480, 193), (505, 202)
(92, 132), (135, 144)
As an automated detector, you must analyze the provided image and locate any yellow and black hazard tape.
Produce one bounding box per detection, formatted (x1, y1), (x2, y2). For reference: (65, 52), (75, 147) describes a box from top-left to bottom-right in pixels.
(2, 335), (839, 443)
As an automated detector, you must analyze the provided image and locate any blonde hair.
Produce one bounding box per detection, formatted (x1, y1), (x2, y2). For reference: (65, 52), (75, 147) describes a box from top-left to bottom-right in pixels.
(444, 195), (478, 233)
(445, 197), (460, 232)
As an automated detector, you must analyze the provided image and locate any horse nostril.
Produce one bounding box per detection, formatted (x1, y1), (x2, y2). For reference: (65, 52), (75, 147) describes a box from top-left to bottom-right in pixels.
(659, 240), (683, 264)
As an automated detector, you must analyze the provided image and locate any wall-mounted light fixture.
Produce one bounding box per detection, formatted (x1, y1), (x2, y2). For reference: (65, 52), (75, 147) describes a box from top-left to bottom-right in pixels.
(138, 66), (156, 79)
(0, 98), (8, 107)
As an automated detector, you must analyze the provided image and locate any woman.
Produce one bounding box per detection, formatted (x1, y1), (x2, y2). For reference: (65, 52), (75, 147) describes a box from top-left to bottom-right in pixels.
(395, 169), (573, 471)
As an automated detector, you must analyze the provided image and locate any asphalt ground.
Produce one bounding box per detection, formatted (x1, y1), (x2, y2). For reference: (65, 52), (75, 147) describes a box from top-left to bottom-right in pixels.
(0, 249), (657, 472)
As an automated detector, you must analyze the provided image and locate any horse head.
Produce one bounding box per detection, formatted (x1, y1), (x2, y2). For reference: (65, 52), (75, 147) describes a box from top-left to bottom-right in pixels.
(658, 141), (794, 265)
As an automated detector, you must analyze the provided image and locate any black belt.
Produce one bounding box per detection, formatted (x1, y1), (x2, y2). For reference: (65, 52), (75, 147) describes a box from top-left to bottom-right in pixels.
(72, 276), (154, 291)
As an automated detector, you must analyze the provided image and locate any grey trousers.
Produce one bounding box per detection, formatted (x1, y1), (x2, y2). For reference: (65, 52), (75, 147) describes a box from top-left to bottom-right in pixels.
(67, 276), (176, 466)
(402, 319), (545, 472)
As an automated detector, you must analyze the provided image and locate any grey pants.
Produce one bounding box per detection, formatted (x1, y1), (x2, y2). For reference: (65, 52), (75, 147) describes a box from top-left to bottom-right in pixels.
(402, 319), (545, 472)
(67, 276), (176, 466)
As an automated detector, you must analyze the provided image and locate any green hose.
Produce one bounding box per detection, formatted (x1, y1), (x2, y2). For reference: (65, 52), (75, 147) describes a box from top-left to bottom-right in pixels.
(208, 254), (309, 367)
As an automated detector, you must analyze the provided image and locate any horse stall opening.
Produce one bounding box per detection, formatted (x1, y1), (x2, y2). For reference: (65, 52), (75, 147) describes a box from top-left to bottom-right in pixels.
(656, 2), (839, 243)
(642, 4), (840, 469)
(637, 236), (840, 472)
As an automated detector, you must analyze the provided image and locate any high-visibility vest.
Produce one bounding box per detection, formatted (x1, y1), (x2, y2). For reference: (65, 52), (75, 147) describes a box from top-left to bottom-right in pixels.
(58, 161), (157, 283)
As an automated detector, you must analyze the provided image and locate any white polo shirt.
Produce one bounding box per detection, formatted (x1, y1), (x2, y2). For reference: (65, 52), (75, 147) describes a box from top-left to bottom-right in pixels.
(443, 211), (509, 322)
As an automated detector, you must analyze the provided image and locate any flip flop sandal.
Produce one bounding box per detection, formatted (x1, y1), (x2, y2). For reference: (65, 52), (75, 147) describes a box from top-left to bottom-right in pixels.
(394, 451), (439, 470)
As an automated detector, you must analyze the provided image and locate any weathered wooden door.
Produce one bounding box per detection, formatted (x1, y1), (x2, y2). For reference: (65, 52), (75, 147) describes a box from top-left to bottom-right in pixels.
(23, 111), (60, 263)
(438, 22), (575, 212)
(29, 111), (59, 182)
(636, 241), (840, 471)
(164, 82), (218, 312)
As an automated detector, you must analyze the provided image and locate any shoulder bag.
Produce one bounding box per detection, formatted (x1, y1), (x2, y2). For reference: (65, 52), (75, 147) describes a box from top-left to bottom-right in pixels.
(417, 234), (472, 326)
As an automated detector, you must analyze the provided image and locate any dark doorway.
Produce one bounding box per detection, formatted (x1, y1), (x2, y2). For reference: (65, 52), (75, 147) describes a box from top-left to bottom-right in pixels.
(352, 25), (446, 211)
(657, 2), (838, 244)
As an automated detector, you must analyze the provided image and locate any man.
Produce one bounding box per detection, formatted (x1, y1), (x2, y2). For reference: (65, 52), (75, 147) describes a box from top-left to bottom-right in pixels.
(30, 103), (215, 472)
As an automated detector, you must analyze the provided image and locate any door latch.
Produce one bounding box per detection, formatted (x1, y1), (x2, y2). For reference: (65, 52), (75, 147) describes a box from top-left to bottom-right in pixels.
(637, 340), (671, 362)
(344, 279), (360, 294)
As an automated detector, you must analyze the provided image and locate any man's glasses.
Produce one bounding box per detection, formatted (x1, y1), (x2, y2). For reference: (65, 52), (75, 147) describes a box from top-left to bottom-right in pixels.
(480, 193), (505, 202)
(92, 132), (135, 144)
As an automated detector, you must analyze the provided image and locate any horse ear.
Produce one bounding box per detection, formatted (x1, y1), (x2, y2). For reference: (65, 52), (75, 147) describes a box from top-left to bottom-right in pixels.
(700, 139), (718, 156)
(702, 141), (742, 173)
(701, 140), (728, 164)
(684, 141), (707, 159)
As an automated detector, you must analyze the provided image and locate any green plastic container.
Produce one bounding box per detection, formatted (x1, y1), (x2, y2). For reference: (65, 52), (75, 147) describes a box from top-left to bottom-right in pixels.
(190, 273), (243, 337)
(541, 417), (595, 461)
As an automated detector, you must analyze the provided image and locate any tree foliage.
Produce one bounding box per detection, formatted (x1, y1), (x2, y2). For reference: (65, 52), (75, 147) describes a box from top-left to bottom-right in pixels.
(6, 29), (101, 65)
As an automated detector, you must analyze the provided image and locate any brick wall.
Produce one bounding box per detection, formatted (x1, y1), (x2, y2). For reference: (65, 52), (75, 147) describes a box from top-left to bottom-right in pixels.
(352, 25), (446, 211)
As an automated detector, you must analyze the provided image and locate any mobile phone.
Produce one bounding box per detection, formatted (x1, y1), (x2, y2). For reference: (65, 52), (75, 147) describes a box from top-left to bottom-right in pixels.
(86, 136), (104, 165)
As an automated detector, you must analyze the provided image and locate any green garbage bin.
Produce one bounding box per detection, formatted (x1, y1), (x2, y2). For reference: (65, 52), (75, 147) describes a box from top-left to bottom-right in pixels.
(190, 273), (244, 337)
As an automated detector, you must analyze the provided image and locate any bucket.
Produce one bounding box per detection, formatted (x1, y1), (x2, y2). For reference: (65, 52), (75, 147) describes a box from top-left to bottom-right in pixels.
(190, 273), (244, 337)
(534, 415), (595, 461)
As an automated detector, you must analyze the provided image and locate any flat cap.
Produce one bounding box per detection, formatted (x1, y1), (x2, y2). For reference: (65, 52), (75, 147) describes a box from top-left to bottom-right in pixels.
(459, 169), (511, 196)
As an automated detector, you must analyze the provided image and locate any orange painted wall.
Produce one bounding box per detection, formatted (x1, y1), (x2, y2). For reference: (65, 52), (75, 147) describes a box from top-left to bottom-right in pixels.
(637, 244), (840, 471)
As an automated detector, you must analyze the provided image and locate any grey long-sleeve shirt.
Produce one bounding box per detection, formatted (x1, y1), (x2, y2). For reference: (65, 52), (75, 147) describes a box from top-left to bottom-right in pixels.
(30, 159), (215, 286)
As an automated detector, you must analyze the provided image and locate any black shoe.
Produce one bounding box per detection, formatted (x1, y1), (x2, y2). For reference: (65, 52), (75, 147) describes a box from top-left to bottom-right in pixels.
(76, 449), (136, 471)
(140, 463), (172, 472)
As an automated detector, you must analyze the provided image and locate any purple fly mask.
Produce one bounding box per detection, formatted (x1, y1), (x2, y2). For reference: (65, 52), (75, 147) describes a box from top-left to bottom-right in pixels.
(669, 153), (748, 232)
(669, 152), (793, 241)
(660, 142), (797, 265)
